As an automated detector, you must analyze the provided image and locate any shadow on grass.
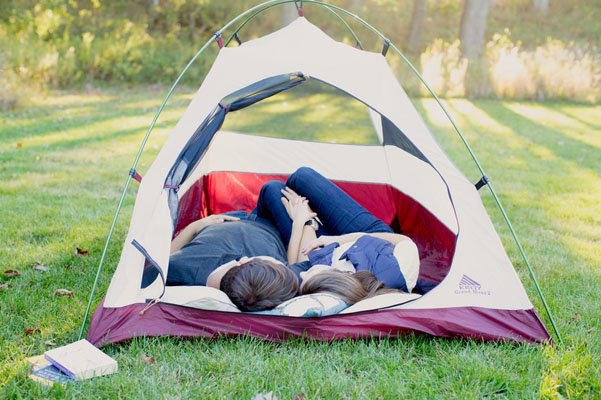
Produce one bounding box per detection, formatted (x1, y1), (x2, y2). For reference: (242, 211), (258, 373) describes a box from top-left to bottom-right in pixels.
(545, 103), (601, 131)
(473, 101), (601, 176)
(415, 99), (601, 339)
(0, 91), (190, 144)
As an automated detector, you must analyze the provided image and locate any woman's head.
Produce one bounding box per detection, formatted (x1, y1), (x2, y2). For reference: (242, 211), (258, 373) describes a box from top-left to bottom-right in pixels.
(300, 270), (398, 305)
(220, 257), (299, 312)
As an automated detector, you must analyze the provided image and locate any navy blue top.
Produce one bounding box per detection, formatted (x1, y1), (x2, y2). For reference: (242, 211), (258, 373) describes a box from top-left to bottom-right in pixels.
(167, 217), (310, 286)
(308, 235), (408, 292)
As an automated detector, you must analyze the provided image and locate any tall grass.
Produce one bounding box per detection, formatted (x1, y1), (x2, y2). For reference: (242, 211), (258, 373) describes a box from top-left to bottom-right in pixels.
(414, 34), (601, 102)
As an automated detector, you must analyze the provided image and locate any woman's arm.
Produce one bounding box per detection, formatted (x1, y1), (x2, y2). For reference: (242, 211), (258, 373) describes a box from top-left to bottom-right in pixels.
(288, 221), (318, 264)
(280, 191), (317, 264)
(170, 214), (240, 255)
(301, 232), (412, 255)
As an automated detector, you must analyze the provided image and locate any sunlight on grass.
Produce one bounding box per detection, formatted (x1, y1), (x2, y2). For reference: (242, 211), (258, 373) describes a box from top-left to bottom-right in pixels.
(505, 103), (601, 149)
(223, 86), (378, 145)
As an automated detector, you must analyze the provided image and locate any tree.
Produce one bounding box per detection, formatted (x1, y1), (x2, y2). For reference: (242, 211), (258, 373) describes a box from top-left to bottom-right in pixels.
(281, 2), (298, 28)
(348, 0), (364, 13)
(408, 0), (427, 54)
(459, 0), (491, 58)
(533, 0), (549, 14)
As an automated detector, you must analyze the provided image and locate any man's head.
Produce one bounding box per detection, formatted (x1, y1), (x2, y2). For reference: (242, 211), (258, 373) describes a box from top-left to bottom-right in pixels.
(219, 257), (299, 312)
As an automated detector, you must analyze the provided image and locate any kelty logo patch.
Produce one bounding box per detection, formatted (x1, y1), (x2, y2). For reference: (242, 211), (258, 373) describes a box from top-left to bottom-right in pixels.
(455, 274), (491, 296)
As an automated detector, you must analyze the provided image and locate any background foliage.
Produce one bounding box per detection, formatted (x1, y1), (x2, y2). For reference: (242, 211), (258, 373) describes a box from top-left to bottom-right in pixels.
(1, 0), (601, 109)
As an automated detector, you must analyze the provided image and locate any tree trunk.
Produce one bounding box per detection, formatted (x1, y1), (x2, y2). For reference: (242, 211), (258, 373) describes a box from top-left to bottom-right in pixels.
(348, 0), (364, 13)
(408, 0), (427, 54)
(281, 3), (298, 28)
(533, 0), (549, 14)
(459, 0), (491, 58)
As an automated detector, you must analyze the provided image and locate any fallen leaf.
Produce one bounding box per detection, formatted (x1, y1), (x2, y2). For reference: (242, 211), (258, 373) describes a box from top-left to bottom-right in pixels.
(53, 289), (74, 297)
(31, 261), (50, 272)
(293, 393), (307, 400)
(0, 283), (9, 290)
(45, 340), (56, 346)
(142, 356), (155, 363)
(4, 269), (21, 277)
(251, 392), (278, 400)
(63, 264), (73, 270)
(75, 247), (89, 256)
(25, 329), (41, 335)
(570, 312), (579, 323)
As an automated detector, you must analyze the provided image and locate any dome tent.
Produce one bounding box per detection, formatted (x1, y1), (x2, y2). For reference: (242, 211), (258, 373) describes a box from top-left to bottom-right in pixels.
(82, 2), (558, 346)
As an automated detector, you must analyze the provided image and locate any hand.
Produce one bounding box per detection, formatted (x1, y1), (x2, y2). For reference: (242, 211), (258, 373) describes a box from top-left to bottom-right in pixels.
(301, 235), (338, 255)
(282, 196), (317, 225)
(192, 214), (240, 234)
(281, 187), (316, 214)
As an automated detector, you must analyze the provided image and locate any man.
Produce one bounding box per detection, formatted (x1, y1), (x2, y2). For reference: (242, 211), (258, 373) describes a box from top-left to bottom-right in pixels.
(167, 187), (318, 311)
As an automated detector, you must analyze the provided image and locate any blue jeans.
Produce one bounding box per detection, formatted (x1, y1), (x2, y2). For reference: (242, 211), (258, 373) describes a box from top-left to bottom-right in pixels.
(252, 167), (392, 246)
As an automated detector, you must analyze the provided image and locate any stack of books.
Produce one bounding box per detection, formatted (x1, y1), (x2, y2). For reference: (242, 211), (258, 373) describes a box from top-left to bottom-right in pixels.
(27, 339), (117, 385)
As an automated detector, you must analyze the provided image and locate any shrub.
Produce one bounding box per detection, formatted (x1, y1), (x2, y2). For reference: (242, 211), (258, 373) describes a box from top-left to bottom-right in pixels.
(0, 53), (25, 111)
(400, 34), (601, 102)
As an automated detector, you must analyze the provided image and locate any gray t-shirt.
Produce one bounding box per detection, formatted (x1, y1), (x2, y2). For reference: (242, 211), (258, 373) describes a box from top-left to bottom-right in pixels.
(166, 218), (310, 286)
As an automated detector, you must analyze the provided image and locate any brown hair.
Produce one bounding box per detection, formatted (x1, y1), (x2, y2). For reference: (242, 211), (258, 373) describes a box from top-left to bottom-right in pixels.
(220, 258), (299, 312)
(300, 270), (400, 305)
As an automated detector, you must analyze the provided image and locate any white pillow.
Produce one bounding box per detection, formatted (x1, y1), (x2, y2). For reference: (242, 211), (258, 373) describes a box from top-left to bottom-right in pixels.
(251, 293), (348, 317)
(340, 292), (421, 314)
(160, 286), (241, 313)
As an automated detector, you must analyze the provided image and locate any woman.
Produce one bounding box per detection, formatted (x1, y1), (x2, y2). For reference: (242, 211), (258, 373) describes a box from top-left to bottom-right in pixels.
(254, 167), (421, 296)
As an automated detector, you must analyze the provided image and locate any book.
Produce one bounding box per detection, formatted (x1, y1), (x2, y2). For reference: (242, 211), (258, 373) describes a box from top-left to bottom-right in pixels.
(43, 339), (117, 380)
(26, 355), (75, 386)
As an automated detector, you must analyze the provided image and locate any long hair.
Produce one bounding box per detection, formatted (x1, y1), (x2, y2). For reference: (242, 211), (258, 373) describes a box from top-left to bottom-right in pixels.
(220, 258), (298, 312)
(300, 270), (400, 305)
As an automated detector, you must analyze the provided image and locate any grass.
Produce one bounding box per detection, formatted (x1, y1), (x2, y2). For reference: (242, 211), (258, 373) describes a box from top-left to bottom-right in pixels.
(0, 84), (600, 398)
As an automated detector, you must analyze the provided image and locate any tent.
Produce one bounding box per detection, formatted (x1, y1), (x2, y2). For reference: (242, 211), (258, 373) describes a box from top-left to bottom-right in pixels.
(84, 5), (556, 346)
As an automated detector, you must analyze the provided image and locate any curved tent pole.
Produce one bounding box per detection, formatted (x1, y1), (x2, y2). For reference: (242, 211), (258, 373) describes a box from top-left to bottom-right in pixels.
(224, 2), (363, 49)
(77, 0), (310, 341)
(79, 0), (562, 345)
(218, 0), (563, 345)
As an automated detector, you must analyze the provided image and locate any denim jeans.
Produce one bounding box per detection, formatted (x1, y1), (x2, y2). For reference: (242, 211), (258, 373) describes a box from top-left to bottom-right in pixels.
(252, 167), (392, 246)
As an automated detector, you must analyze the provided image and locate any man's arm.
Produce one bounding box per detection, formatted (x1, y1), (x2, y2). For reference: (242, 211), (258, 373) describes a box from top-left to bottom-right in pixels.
(170, 214), (240, 255)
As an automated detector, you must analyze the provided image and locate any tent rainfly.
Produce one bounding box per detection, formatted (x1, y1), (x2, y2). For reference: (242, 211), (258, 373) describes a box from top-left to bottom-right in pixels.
(84, 6), (558, 346)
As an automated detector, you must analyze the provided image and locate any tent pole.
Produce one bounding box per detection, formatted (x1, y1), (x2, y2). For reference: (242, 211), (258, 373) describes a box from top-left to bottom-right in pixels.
(265, 0), (564, 345)
(77, 0), (306, 341)
(78, 175), (133, 340)
(77, 36), (219, 340)
(383, 43), (563, 345)
(485, 182), (563, 345)
(78, 0), (297, 340)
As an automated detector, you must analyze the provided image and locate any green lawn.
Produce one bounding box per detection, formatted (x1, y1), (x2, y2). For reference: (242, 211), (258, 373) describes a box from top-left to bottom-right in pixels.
(0, 85), (600, 399)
